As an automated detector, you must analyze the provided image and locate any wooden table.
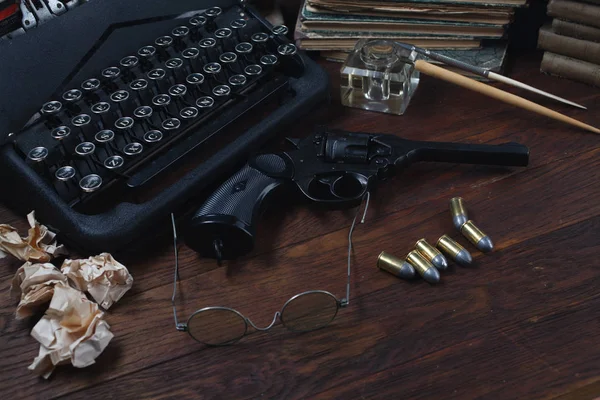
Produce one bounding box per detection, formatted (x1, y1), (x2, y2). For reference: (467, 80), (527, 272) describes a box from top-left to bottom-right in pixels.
(2, 52), (600, 399)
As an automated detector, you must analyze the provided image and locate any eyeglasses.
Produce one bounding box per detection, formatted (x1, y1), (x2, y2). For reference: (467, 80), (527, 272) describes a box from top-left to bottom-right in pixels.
(170, 193), (369, 346)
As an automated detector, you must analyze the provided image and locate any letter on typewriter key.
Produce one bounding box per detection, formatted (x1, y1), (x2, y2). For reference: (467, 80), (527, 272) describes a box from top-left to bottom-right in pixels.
(55, 166), (76, 182)
(143, 130), (163, 144)
(271, 25), (289, 35)
(123, 142), (144, 156)
(180, 107), (199, 120)
(104, 155), (124, 170)
(196, 96), (215, 109)
(79, 174), (103, 193)
(162, 118), (181, 131)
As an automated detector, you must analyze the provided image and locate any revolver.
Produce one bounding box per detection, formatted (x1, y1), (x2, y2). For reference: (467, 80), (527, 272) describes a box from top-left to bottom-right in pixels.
(184, 128), (529, 262)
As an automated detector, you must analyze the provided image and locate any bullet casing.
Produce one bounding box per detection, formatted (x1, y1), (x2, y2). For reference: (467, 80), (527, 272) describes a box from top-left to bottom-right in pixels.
(415, 238), (448, 270)
(378, 251), (416, 279)
(406, 250), (440, 284)
(436, 235), (473, 266)
(450, 197), (468, 229)
(461, 220), (494, 253)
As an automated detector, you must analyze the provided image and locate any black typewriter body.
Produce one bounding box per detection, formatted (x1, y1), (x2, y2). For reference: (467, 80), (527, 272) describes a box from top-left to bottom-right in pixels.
(0, 0), (329, 254)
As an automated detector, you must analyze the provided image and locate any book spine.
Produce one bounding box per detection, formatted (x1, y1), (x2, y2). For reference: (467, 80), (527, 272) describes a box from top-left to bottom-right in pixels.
(552, 19), (600, 42)
(541, 52), (600, 87)
(538, 28), (600, 65)
(547, 0), (600, 29)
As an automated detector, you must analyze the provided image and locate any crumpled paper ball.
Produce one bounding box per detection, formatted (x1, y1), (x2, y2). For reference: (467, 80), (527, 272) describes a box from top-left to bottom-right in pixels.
(10, 262), (69, 319)
(61, 253), (133, 309)
(28, 283), (114, 379)
(0, 211), (66, 262)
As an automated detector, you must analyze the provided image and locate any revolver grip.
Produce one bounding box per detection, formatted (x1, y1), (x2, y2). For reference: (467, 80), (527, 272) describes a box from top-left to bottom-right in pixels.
(184, 155), (287, 261)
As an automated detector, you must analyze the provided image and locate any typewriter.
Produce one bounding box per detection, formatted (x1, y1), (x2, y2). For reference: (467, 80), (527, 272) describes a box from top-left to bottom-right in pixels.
(0, 0), (329, 253)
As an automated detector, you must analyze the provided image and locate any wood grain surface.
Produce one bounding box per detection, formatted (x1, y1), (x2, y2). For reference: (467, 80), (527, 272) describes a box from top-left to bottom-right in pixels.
(2, 52), (600, 399)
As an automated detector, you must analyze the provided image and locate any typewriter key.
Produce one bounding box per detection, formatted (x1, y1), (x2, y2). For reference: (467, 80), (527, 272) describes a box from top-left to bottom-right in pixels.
(189, 15), (207, 40)
(229, 74), (246, 86)
(168, 84), (188, 104)
(260, 54), (278, 66)
(110, 90), (133, 116)
(215, 28), (232, 39)
(186, 72), (205, 87)
(129, 78), (150, 103)
(165, 57), (184, 79)
(143, 130), (163, 143)
(104, 155), (124, 170)
(102, 66), (121, 80)
(79, 174), (103, 193)
(51, 126), (71, 153)
(203, 62), (221, 75)
(180, 106), (199, 120)
(172, 26), (190, 50)
(230, 18), (247, 29)
(51, 126), (71, 140)
(212, 85), (231, 97)
(62, 89), (83, 116)
(199, 38), (217, 59)
(182, 47), (200, 69)
(220, 52), (237, 64)
(28, 147), (49, 162)
(115, 117), (136, 142)
(271, 25), (289, 36)
(81, 78), (101, 92)
(147, 68), (167, 93)
(252, 32), (269, 43)
(134, 106), (155, 129)
(138, 46), (156, 71)
(55, 166), (76, 182)
(95, 129), (115, 144)
(244, 64), (262, 76)
(235, 42), (253, 54)
(123, 142), (144, 156)
(41, 100), (62, 115)
(62, 89), (82, 103)
(152, 94), (172, 117)
(196, 96), (215, 109)
(72, 114), (92, 138)
(162, 118), (181, 131)
(155, 35), (174, 61)
(120, 56), (139, 82)
(204, 6), (222, 17)
(75, 142), (96, 170)
(91, 102), (112, 128)
(120, 55), (139, 69)
(75, 142), (96, 157)
(277, 43), (297, 56)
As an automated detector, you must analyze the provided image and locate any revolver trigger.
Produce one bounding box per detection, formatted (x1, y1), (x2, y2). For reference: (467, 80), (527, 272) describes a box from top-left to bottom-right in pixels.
(285, 137), (302, 148)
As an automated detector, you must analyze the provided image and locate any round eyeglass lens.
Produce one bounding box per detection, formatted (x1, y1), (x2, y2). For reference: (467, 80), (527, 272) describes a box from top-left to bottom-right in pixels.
(281, 291), (339, 332)
(187, 307), (248, 346)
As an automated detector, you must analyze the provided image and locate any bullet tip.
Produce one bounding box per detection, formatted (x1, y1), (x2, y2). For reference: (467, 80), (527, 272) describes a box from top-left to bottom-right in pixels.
(423, 267), (440, 284)
(456, 249), (473, 266)
(477, 237), (494, 253)
(452, 215), (467, 230)
(399, 262), (416, 279)
(432, 254), (449, 270)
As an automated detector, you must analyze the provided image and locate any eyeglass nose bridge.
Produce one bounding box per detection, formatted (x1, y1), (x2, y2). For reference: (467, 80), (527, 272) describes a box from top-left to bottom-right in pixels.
(245, 311), (281, 332)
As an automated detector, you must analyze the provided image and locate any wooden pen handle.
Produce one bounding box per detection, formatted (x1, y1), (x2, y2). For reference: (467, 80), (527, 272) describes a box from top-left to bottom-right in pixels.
(414, 60), (600, 134)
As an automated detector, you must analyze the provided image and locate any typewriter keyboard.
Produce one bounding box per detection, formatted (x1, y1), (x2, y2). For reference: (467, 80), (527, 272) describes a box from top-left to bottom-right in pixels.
(14, 4), (301, 209)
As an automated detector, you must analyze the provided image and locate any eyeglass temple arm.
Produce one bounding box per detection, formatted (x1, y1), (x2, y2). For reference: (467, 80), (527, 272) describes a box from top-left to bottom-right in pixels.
(171, 213), (187, 331)
(344, 192), (370, 307)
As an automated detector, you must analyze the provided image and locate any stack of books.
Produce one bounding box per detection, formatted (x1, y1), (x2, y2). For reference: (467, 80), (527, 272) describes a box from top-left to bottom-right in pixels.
(293, 0), (528, 72)
(538, 0), (600, 87)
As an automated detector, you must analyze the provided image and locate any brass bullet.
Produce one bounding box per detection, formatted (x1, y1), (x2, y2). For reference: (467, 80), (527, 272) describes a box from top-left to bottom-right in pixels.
(415, 238), (448, 270)
(377, 251), (416, 279)
(436, 235), (473, 266)
(450, 197), (468, 229)
(406, 250), (440, 284)
(461, 220), (494, 253)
